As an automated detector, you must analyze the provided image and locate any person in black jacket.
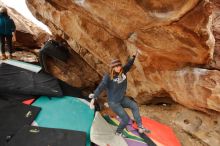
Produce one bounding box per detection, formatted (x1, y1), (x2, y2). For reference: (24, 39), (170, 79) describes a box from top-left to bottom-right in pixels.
(0, 7), (16, 60)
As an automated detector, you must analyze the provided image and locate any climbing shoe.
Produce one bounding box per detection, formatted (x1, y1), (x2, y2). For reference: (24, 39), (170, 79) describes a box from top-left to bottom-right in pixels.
(115, 131), (126, 138)
(138, 126), (151, 134)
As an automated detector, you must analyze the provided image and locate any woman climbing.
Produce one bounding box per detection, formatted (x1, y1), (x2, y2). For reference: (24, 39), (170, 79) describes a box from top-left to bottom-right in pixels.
(89, 50), (150, 136)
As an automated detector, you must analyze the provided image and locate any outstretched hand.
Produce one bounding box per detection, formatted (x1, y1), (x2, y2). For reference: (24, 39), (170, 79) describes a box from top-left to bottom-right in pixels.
(134, 49), (141, 57)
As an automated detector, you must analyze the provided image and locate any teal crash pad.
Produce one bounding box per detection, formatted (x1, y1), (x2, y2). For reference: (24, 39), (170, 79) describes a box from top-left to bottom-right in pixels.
(32, 96), (94, 146)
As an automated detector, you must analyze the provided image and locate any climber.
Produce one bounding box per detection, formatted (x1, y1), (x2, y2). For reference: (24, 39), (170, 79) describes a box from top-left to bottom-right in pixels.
(0, 6), (16, 60)
(89, 50), (151, 137)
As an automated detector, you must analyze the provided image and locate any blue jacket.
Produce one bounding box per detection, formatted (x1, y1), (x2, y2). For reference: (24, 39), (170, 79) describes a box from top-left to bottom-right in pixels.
(94, 56), (136, 103)
(0, 14), (16, 36)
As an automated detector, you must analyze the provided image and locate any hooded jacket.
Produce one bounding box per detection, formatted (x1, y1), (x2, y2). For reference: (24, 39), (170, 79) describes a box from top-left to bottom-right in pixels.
(0, 14), (16, 36)
(93, 56), (136, 103)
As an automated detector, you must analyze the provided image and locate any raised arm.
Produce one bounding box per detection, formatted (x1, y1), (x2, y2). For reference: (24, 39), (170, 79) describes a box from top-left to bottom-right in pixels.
(123, 55), (136, 74)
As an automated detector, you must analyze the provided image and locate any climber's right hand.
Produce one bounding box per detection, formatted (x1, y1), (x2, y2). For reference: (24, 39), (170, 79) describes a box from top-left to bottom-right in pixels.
(89, 93), (95, 99)
(90, 98), (95, 109)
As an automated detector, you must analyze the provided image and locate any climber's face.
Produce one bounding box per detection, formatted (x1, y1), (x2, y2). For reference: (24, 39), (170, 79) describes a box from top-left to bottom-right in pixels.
(114, 65), (122, 73)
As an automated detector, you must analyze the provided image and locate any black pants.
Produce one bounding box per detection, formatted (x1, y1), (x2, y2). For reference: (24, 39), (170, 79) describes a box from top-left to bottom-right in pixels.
(0, 35), (13, 54)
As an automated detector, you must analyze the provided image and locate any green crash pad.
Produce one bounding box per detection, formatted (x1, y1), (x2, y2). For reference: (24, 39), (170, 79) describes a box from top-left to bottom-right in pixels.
(32, 96), (94, 146)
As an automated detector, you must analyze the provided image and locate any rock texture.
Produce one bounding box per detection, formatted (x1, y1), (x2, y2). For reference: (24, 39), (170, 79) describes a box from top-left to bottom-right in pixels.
(210, 0), (220, 68)
(26, 0), (220, 113)
(144, 68), (220, 112)
(0, 2), (49, 49)
(46, 48), (101, 89)
(174, 108), (220, 146)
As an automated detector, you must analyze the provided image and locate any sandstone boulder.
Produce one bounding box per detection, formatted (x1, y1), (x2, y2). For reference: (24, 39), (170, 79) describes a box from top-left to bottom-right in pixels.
(210, 0), (220, 68)
(26, 0), (220, 113)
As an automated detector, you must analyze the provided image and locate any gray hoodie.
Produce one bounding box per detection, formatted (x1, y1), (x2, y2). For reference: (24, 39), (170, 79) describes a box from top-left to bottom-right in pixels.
(93, 56), (136, 103)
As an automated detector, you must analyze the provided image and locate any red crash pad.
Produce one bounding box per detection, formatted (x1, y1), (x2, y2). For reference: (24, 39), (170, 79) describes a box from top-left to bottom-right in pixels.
(23, 99), (35, 105)
(133, 116), (181, 146)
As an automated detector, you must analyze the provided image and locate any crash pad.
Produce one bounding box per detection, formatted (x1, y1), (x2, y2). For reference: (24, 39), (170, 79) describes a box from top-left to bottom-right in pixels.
(0, 63), (63, 98)
(32, 96), (94, 146)
(90, 112), (128, 146)
(6, 125), (86, 146)
(0, 100), (41, 146)
(2, 59), (42, 73)
(133, 117), (181, 146)
(23, 99), (35, 105)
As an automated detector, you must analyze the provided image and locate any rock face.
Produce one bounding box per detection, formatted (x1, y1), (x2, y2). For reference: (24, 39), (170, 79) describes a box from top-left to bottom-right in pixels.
(46, 48), (101, 89)
(211, 0), (220, 68)
(1, 2), (101, 92)
(0, 2), (49, 49)
(145, 68), (220, 112)
(26, 0), (220, 113)
(174, 107), (220, 146)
